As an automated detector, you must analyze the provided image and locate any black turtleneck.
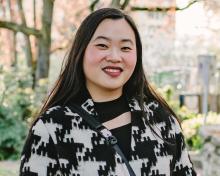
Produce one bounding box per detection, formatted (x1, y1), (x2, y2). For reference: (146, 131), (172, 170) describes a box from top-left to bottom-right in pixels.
(94, 95), (132, 160)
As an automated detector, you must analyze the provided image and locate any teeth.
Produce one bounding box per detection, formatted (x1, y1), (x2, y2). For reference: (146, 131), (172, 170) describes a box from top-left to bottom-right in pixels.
(104, 68), (121, 72)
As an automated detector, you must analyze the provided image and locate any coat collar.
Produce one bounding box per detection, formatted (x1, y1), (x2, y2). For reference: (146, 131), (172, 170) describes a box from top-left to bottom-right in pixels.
(73, 86), (143, 116)
(68, 86), (161, 132)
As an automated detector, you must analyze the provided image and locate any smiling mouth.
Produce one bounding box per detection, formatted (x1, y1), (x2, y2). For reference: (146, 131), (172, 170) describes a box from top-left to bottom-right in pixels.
(102, 66), (123, 77)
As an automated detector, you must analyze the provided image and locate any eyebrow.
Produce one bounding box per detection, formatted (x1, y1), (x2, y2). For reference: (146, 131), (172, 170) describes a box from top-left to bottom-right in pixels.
(93, 36), (134, 45)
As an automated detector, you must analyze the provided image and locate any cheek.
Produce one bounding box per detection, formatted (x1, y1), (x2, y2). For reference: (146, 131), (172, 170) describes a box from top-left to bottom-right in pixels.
(125, 52), (137, 69)
(83, 47), (103, 77)
(84, 47), (103, 65)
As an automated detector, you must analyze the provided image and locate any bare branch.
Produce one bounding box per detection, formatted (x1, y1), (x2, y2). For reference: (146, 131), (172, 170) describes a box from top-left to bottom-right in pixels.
(0, 21), (42, 37)
(131, 0), (202, 12)
(121, 0), (130, 10)
(90, 0), (99, 12)
(177, 0), (203, 10)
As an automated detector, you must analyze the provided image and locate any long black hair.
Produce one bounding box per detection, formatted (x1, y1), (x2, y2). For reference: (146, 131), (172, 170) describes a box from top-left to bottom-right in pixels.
(39, 8), (178, 126)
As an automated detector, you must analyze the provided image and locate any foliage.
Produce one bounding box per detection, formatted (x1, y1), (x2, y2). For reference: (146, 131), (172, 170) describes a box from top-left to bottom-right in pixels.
(158, 85), (220, 150)
(0, 65), (47, 160)
(181, 112), (220, 150)
(158, 85), (198, 121)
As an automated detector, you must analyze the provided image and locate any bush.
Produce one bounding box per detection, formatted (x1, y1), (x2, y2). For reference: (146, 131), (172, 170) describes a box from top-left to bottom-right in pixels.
(0, 66), (47, 160)
(158, 84), (220, 150)
(181, 112), (220, 150)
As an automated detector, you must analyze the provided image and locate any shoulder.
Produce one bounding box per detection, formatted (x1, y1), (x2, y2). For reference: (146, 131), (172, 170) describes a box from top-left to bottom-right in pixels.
(31, 105), (82, 135)
(28, 105), (88, 146)
(141, 98), (183, 136)
(40, 105), (69, 118)
(35, 105), (91, 127)
(37, 105), (80, 123)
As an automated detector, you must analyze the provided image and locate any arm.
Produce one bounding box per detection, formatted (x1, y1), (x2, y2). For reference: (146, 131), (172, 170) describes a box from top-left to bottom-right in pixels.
(19, 119), (61, 176)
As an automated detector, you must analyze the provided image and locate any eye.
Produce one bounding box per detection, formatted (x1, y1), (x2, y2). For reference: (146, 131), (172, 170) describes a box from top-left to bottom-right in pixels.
(121, 47), (132, 52)
(96, 44), (108, 49)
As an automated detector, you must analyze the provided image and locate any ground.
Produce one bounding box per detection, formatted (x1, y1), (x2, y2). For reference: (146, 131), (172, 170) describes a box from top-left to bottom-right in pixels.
(0, 161), (19, 176)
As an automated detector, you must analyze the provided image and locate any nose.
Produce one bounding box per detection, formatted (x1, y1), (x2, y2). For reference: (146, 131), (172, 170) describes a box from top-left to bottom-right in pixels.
(106, 48), (122, 63)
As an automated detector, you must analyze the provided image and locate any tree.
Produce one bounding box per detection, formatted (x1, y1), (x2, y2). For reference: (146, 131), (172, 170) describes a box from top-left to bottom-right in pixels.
(0, 0), (201, 86)
(0, 0), (54, 85)
(90, 0), (201, 11)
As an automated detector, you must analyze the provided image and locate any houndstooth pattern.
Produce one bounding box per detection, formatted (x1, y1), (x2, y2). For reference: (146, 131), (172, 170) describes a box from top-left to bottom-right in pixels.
(20, 98), (196, 176)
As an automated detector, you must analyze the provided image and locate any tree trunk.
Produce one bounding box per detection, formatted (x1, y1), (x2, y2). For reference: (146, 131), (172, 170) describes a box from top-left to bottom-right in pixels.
(110, 0), (120, 8)
(11, 32), (18, 67)
(35, 0), (54, 81)
(17, 0), (33, 67)
(31, 0), (37, 88)
(23, 35), (33, 67)
(6, 0), (16, 66)
(36, 38), (50, 80)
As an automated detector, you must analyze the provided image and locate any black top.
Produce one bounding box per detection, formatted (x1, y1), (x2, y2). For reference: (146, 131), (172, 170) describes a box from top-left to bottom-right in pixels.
(94, 95), (131, 159)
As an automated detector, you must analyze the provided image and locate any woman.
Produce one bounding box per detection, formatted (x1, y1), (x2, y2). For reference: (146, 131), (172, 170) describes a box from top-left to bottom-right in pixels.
(20, 8), (196, 176)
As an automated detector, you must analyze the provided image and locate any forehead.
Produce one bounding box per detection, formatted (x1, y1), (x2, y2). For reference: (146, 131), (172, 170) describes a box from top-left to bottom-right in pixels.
(91, 18), (136, 42)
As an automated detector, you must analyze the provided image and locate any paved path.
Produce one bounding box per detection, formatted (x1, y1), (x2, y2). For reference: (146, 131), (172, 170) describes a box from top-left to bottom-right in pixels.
(0, 161), (19, 176)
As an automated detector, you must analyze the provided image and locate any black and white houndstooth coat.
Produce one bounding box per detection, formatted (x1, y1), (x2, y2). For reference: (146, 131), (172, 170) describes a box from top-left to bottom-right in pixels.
(19, 93), (196, 176)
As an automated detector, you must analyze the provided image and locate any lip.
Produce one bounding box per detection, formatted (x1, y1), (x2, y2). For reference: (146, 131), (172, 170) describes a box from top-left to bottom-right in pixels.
(102, 66), (123, 77)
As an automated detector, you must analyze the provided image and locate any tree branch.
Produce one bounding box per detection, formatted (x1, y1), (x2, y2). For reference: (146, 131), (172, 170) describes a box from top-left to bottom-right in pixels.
(131, 0), (201, 12)
(0, 21), (42, 37)
(90, 0), (99, 12)
(177, 0), (202, 10)
(120, 0), (130, 10)
(17, 0), (27, 25)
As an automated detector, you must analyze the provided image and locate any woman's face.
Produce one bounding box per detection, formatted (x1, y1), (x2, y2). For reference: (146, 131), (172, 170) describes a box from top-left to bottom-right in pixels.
(83, 18), (137, 99)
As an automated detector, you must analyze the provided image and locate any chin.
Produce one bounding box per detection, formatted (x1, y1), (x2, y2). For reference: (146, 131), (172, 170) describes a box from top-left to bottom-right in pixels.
(103, 85), (123, 91)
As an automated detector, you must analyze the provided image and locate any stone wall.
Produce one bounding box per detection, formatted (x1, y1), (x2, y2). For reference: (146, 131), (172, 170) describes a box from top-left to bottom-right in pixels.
(199, 125), (220, 176)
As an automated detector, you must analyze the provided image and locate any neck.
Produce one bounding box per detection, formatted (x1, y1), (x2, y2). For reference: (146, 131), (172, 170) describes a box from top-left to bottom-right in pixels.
(86, 85), (123, 102)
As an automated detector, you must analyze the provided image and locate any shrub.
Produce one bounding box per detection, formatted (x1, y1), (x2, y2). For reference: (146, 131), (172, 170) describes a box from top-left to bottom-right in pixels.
(158, 84), (220, 150)
(181, 112), (220, 150)
(0, 66), (47, 160)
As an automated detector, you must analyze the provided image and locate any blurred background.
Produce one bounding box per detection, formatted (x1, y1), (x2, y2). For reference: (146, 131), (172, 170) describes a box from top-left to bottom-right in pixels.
(0, 0), (220, 175)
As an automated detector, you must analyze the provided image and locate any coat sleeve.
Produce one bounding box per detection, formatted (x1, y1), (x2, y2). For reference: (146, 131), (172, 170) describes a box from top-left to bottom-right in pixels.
(171, 117), (197, 176)
(19, 118), (61, 176)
